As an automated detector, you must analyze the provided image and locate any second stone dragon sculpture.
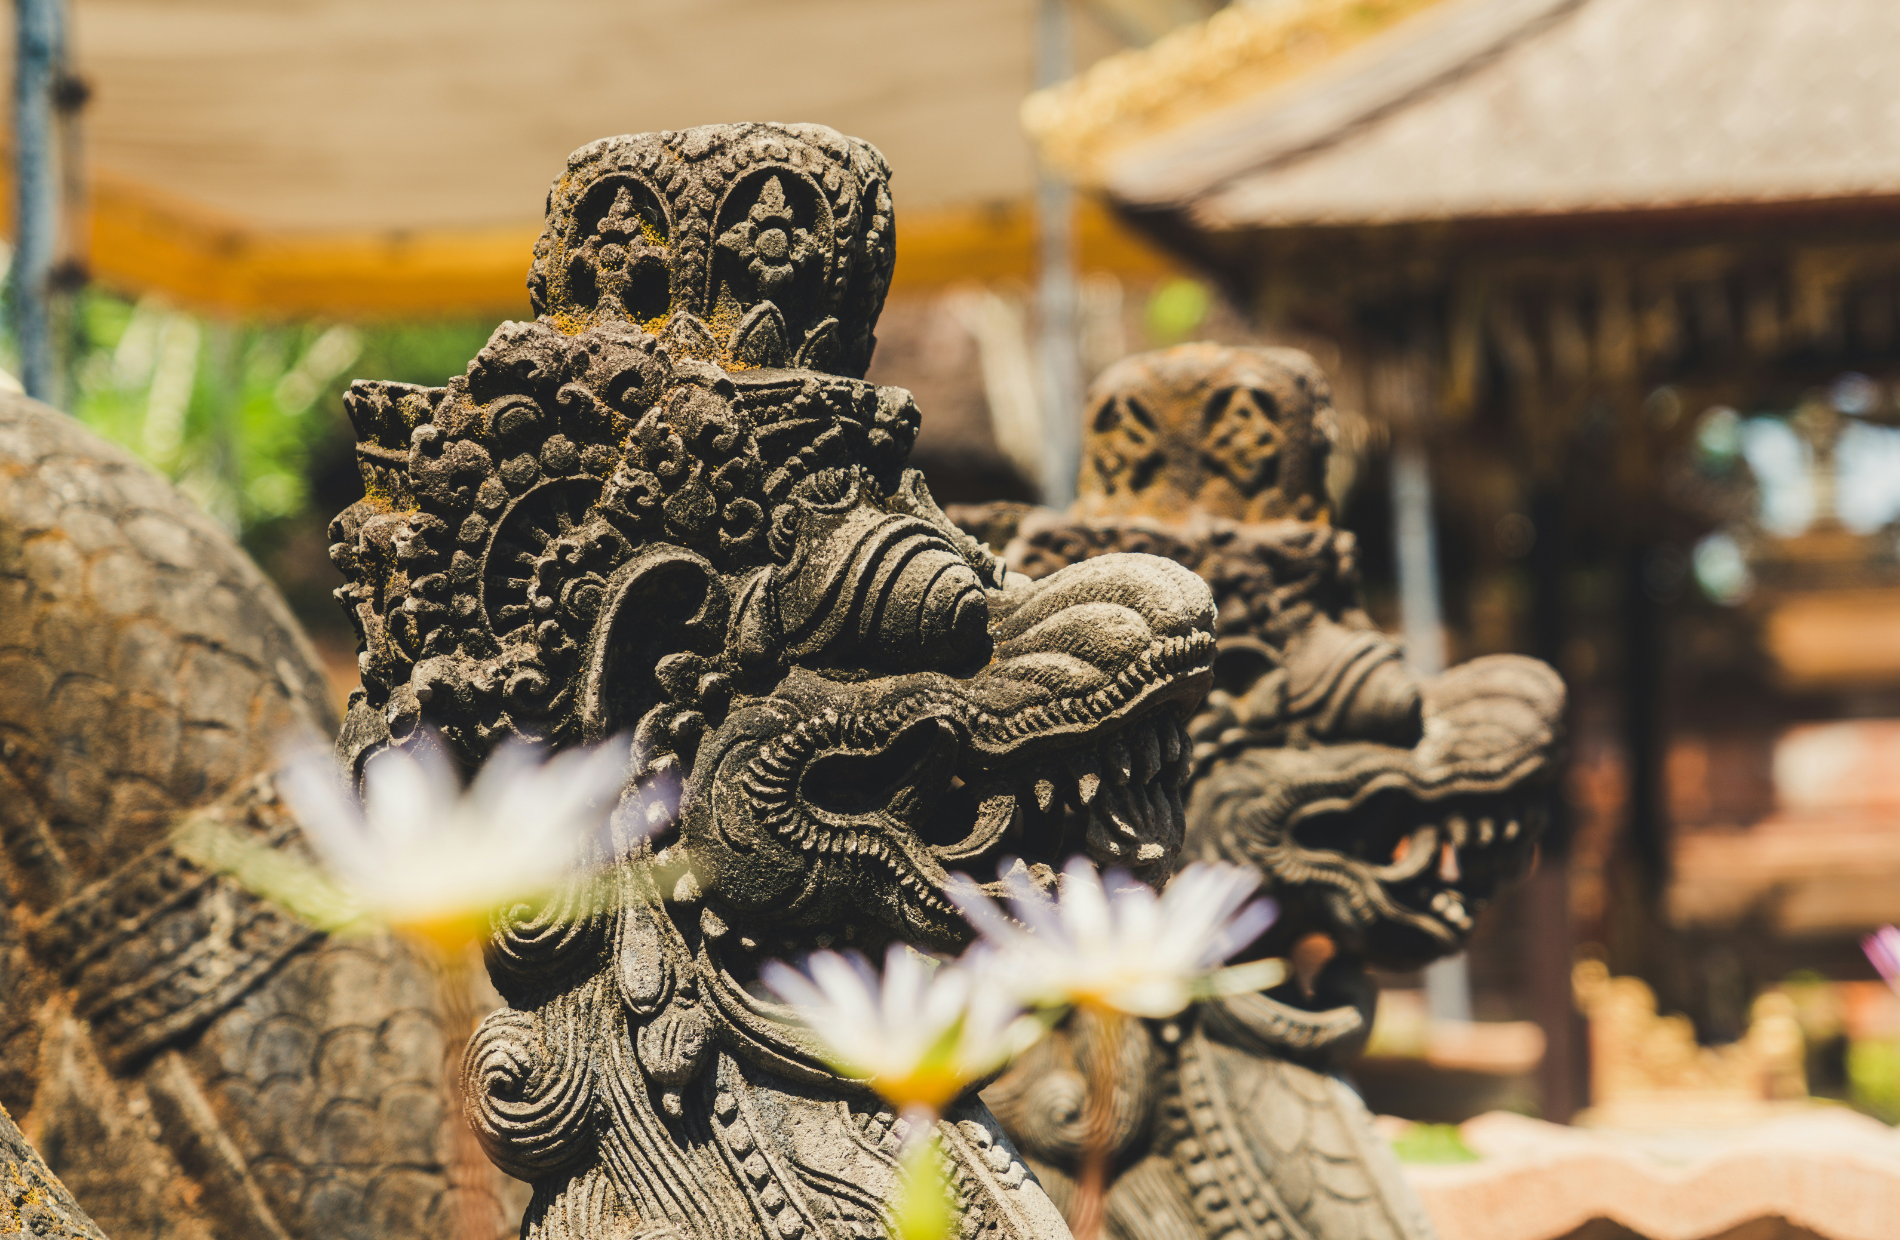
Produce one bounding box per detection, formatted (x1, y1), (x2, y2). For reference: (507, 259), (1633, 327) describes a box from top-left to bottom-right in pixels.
(964, 344), (1566, 1240)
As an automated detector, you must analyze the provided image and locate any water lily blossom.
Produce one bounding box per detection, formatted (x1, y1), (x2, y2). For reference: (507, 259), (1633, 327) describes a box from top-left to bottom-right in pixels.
(947, 857), (1278, 1019)
(1865, 925), (1900, 993)
(761, 943), (1036, 1116)
(183, 734), (633, 952)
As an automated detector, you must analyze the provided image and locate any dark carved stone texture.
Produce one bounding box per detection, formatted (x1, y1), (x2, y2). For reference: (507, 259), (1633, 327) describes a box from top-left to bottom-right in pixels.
(964, 345), (1565, 1240)
(0, 1100), (106, 1239)
(0, 394), (527, 1239)
(327, 124), (1217, 1240)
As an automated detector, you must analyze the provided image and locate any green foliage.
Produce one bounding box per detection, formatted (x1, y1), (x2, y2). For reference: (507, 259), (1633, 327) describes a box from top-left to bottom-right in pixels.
(1848, 1038), (1900, 1124)
(1145, 277), (1213, 345)
(71, 291), (359, 531)
(1389, 1123), (1480, 1164)
(62, 289), (496, 540)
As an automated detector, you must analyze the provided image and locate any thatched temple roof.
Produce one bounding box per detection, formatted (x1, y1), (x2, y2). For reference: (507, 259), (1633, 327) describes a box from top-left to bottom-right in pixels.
(1033, 0), (1900, 227)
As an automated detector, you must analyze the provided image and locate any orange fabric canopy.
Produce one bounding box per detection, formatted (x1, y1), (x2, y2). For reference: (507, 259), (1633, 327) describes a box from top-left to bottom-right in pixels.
(18, 0), (1175, 318)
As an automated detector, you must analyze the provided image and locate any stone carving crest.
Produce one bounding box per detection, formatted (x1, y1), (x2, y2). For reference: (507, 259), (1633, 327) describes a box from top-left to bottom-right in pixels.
(329, 125), (1218, 1240)
(960, 345), (1565, 1240)
(1076, 344), (1334, 526)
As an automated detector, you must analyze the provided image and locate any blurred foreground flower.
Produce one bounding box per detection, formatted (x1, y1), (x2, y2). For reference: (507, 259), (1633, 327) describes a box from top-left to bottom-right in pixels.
(761, 944), (1037, 1114)
(762, 945), (1043, 1240)
(948, 857), (1278, 1019)
(1865, 925), (1900, 993)
(177, 735), (632, 953)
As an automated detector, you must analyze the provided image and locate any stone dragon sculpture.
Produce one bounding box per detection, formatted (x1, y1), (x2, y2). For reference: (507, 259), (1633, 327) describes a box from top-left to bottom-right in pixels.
(0, 390), (528, 1239)
(321, 124), (1217, 1240)
(958, 344), (1566, 1240)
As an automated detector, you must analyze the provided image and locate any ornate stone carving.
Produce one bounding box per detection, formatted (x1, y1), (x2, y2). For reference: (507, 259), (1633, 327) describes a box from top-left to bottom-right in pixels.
(1075, 344), (1334, 526)
(328, 124), (1217, 1240)
(963, 344), (1565, 1240)
(0, 393), (527, 1239)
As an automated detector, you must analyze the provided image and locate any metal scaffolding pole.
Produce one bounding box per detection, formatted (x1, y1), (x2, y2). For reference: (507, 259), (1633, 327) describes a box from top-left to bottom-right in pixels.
(1035, 0), (1082, 508)
(12, 0), (64, 404)
(1392, 435), (1474, 1022)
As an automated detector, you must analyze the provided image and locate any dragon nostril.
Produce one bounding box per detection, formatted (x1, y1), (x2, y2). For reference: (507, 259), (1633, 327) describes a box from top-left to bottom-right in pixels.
(943, 586), (991, 664)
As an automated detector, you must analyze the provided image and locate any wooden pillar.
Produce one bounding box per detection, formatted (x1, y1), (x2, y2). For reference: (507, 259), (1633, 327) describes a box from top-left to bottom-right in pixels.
(1526, 479), (1584, 1121)
(1492, 276), (1589, 1122)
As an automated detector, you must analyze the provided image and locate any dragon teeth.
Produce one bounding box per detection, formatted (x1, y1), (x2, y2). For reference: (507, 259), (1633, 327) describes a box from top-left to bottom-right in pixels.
(1104, 736), (1132, 786)
(1033, 778), (1058, 814)
(1431, 890), (1472, 929)
(1503, 818), (1520, 841)
(1446, 814), (1469, 847)
(1477, 817), (1496, 846)
(1143, 777), (1167, 821)
(1133, 726), (1161, 785)
(1077, 772), (1101, 806)
(1159, 719), (1182, 763)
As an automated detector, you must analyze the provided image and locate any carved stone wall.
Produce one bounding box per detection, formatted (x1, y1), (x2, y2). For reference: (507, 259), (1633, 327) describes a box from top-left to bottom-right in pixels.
(968, 344), (1565, 1240)
(328, 124), (1218, 1240)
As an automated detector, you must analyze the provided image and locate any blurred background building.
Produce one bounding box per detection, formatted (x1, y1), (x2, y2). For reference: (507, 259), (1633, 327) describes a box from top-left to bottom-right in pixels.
(9, 0), (1900, 1132)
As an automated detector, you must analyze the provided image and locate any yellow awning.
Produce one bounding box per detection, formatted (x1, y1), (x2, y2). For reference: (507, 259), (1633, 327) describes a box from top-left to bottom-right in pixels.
(17, 0), (1177, 319)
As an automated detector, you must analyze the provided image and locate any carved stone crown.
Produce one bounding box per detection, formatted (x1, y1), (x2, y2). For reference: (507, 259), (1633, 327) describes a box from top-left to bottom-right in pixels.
(527, 123), (895, 378)
(330, 125), (924, 772)
(1077, 342), (1335, 524)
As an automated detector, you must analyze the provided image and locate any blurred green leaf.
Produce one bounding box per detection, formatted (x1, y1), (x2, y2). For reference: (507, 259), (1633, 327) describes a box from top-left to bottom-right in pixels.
(1145, 277), (1212, 345)
(1389, 1123), (1480, 1164)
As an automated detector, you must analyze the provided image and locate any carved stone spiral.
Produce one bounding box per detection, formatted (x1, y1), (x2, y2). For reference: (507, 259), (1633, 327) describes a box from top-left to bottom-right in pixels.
(487, 876), (610, 997)
(998, 1069), (1090, 1163)
(983, 1012), (1158, 1171)
(464, 1003), (599, 1180)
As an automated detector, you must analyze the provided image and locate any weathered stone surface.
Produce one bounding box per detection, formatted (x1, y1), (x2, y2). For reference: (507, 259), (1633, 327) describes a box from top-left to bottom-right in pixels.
(0, 1100), (107, 1240)
(0, 394), (528, 1240)
(965, 344), (1566, 1240)
(326, 123), (1218, 1240)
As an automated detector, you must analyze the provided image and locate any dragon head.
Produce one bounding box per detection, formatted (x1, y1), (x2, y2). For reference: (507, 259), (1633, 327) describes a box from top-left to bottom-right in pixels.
(999, 343), (1564, 972)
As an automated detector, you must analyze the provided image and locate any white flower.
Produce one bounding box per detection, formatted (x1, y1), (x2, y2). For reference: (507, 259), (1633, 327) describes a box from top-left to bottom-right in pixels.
(761, 944), (1036, 1115)
(236, 734), (632, 949)
(947, 857), (1278, 1019)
